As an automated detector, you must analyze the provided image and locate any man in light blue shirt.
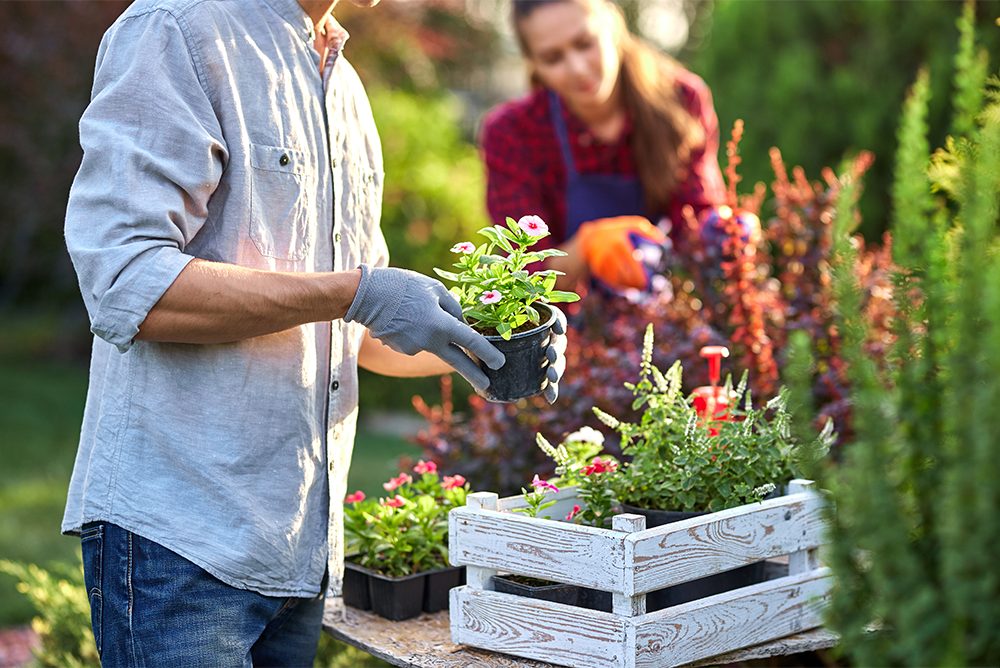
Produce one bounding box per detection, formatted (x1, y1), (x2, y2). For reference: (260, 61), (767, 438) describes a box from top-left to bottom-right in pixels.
(62, 0), (564, 664)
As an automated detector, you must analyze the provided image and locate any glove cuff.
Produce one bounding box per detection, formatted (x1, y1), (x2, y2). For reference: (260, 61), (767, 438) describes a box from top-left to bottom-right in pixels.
(344, 264), (407, 333)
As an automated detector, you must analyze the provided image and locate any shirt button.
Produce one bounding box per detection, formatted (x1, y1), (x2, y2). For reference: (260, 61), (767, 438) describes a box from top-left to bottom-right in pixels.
(331, 380), (340, 391)
(279, 154), (289, 166)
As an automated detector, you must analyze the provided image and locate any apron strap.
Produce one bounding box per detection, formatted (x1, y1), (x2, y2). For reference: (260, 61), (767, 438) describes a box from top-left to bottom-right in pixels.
(548, 90), (578, 179)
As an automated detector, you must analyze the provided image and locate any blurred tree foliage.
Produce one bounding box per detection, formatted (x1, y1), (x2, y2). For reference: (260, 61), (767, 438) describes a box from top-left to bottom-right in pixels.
(688, 0), (1000, 240)
(0, 1), (131, 315)
(368, 87), (490, 280)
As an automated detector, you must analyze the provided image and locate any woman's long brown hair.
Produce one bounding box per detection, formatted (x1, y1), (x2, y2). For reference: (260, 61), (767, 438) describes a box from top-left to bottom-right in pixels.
(513, 0), (705, 214)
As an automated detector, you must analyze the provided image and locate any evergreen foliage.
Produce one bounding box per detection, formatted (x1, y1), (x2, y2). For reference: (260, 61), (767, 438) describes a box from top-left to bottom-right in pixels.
(689, 0), (1000, 240)
(818, 6), (1000, 663)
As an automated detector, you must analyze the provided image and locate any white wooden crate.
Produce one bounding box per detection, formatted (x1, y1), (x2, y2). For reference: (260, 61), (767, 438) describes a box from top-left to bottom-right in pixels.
(448, 479), (832, 668)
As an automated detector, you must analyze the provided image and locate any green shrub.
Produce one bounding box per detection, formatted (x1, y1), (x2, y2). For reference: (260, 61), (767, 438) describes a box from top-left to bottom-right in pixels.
(689, 0), (1000, 240)
(0, 558), (98, 668)
(816, 4), (1000, 664)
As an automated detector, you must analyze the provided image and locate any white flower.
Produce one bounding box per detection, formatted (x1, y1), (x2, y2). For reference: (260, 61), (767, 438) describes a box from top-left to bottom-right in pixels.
(451, 242), (475, 254)
(565, 426), (605, 445)
(517, 215), (549, 237)
(480, 290), (502, 304)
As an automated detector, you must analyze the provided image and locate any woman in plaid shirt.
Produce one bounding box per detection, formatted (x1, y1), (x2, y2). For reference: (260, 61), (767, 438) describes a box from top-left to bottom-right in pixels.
(481, 0), (728, 295)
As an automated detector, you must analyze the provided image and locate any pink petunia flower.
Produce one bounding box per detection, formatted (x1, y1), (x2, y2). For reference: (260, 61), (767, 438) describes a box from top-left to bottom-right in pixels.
(565, 504), (582, 521)
(451, 242), (475, 254)
(530, 474), (559, 493)
(480, 290), (502, 305)
(344, 491), (365, 504)
(381, 494), (407, 508)
(382, 472), (413, 492)
(442, 474), (466, 490)
(517, 215), (549, 237)
(414, 459), (438, 475)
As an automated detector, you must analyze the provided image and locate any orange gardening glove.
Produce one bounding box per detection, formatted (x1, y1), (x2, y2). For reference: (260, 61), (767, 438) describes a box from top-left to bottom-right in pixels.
(575, 216), (668, 290)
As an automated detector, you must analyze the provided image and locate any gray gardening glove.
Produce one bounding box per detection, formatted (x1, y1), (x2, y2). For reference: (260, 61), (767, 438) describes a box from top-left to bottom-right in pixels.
(345, 264), (505, 392)
(541, 307), (568, 403)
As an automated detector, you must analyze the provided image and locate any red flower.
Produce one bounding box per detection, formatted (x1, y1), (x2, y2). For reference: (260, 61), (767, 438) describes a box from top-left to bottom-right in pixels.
(442, 474), (466, 490)
(581, 457), (618, 476)
(565, 504), (582, 521)
(382, 473), (413, 491)
(344, 491), (365, 504)
(414, 459), (437, 475)
(380, 495), (407, 508)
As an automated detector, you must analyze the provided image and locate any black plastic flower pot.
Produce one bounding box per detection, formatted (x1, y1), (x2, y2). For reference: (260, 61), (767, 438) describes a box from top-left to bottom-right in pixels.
(474, 305), (558, 404)
(342, 559), (372, 611)
(367, 569), (426, 622)
(619, 503), (767, 611)
(491, 574), (580, 606)
(578, 586), (613, 612)
(422, 565), (465, 613)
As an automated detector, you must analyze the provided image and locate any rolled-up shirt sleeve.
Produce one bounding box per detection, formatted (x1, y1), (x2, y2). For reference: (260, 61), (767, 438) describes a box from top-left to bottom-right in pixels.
(66, 9), (227, 353)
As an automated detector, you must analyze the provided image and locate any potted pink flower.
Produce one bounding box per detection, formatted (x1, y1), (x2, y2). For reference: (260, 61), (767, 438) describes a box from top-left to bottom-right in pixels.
(434, 216), (579, 403)
(342, 460), (470, 620)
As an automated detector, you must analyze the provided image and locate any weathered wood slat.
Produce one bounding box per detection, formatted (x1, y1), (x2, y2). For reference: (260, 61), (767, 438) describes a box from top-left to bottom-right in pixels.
(633, 568), (833, 667)
(449, 507), (625, 590)
(628, 492), (827, 594)
(450, 587), (629, 668)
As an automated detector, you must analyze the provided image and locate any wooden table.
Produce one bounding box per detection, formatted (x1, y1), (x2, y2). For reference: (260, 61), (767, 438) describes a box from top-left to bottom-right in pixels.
(322, 605), (839, 668)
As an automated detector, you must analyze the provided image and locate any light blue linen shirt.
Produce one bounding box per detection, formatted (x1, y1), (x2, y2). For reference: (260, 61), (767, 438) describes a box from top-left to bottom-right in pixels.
(62, 0), (387, 599)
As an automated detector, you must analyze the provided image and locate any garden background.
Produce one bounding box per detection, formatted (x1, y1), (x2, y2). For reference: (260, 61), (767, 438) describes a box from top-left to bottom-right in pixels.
(1, 1), (998, 666)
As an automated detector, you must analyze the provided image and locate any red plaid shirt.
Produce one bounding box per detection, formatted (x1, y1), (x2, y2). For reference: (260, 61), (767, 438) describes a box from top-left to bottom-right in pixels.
(481, 67), (725, 251)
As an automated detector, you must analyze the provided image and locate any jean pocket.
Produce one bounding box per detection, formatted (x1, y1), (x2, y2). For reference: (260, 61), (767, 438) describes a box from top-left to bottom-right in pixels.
(80, 523), (103, 656)
(249, 143), (316, 261)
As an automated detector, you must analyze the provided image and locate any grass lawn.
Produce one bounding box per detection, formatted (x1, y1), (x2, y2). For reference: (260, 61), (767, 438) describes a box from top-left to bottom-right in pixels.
(0, 341), (419, 666)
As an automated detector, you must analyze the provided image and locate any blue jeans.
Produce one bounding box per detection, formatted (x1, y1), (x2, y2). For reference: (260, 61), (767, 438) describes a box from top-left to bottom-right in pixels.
(80, 522), (325, 667)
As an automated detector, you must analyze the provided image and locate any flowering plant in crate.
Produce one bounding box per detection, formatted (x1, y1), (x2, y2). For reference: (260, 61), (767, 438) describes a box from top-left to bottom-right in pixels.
(434, 215), (580, 339)
(343, 460), (469, 577)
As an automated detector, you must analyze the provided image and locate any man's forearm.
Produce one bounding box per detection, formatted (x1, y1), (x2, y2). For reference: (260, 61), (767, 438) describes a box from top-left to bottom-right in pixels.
(357, 330), (454, 377)
(135, 259), (362, 344)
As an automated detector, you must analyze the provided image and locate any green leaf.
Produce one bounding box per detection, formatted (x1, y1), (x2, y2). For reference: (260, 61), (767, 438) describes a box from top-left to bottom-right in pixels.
(478, 255), (504, 265)
(545, 290), (581, 303)
(433, 268), (461, 282)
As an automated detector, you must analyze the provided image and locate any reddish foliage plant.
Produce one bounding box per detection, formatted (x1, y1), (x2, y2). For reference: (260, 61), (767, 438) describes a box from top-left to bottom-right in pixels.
(411, 124), (897, 495)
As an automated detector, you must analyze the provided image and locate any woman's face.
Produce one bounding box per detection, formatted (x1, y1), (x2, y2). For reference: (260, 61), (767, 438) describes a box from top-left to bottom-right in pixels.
(519, 1), (620, 112)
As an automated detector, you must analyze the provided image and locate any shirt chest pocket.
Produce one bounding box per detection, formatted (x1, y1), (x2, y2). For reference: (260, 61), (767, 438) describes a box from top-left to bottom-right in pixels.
(249, 143), (317, 262)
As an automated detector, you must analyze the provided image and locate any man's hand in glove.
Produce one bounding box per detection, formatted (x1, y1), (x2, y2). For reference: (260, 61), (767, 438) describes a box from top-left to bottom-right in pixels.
(345, 264), (505, 392)
(540, 306), (568, 403)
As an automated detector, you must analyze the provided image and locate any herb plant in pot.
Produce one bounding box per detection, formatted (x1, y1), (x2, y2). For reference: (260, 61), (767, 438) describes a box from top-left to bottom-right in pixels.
(342, 461), (469, 620)
(591, 324), (833, 610)
(434, 216), (579, 403)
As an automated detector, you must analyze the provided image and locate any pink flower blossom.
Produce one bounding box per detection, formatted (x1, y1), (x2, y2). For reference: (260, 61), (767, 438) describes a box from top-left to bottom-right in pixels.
(344, 491), (365, 504)
(442, 474), (466, 490)
(480, 290), (502, 305)
(414, 459), (437, 475)
(565, 504), (582, 521)
(530, 475), (559, 493)
(382, 472), (412, 492)
(451, 242), (475, 254)
(581, 457), (618, 476)
(381, 495), (406, 508)
(517, 215), (549, 237)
